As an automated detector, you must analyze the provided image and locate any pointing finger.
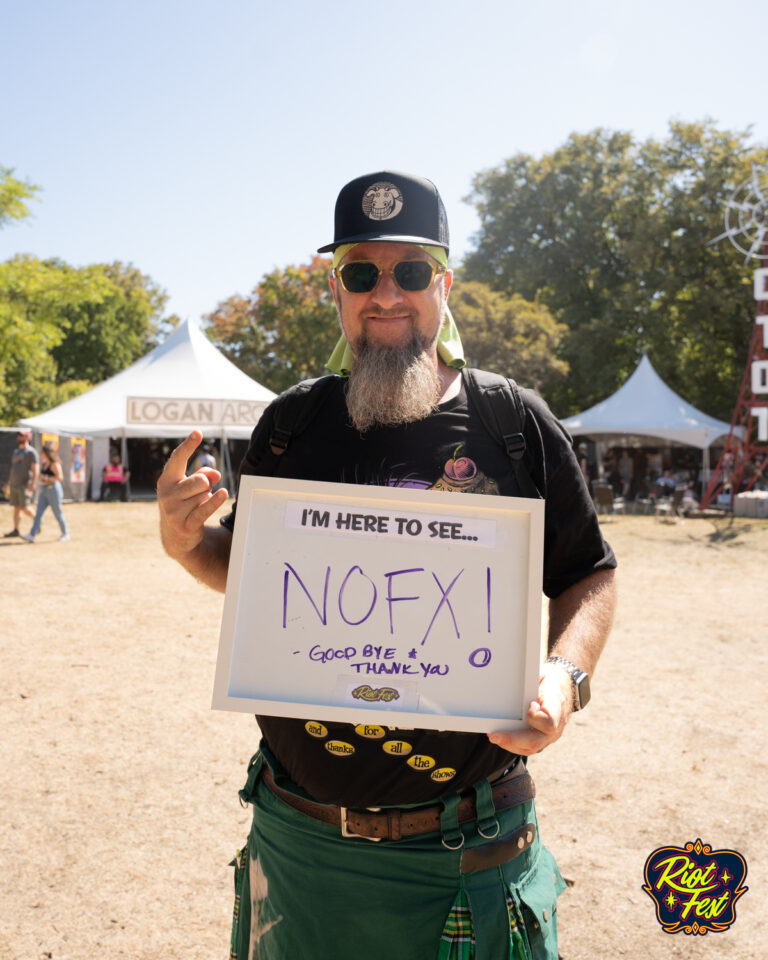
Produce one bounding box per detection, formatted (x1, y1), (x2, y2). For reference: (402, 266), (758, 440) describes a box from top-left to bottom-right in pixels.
(160, 430), (203, 485)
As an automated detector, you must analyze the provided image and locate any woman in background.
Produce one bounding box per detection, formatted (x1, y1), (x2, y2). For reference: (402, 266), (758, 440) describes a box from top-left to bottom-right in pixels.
(21, 443), (70, 543)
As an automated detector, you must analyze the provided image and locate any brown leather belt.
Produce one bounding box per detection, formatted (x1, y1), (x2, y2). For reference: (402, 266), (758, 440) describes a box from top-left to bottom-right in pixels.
(261, 761), (535, 842)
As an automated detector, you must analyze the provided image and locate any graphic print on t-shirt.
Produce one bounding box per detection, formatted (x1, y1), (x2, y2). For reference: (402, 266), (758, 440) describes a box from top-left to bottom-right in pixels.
(303, 718), (457, 783)
(430, 444), (499, 495)
(339, 443), (500, 497)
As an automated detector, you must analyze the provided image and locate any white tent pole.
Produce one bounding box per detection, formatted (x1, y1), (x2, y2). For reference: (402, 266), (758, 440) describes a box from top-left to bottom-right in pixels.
(121, 430), (131, 499)
(222, 429), (234, 495)
(595, 440), (607, 479)
(220, 427), (228, 491)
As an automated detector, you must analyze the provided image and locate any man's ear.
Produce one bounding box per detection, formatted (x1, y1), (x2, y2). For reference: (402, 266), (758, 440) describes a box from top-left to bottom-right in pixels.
(443, 269), (454, 299)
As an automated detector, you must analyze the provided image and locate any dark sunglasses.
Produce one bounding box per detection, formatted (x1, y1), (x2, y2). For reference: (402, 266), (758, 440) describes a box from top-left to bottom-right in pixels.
(334, 259), (445, 294)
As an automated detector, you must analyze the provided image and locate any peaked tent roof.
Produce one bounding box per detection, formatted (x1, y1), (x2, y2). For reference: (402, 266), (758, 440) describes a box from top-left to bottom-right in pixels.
(561, 354), (733, 449)
(20, 319), (277, 439)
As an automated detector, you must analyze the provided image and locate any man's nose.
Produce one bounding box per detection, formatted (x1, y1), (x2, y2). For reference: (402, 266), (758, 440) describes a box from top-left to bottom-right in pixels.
(371, 268), (405, 307)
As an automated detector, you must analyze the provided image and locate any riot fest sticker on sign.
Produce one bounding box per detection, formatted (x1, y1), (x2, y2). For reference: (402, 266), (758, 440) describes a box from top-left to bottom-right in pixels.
(212, 476), (545, 733)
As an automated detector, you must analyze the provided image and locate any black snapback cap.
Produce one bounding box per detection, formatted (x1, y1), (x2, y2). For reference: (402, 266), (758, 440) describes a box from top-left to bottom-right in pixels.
(317, 170), (449, 254)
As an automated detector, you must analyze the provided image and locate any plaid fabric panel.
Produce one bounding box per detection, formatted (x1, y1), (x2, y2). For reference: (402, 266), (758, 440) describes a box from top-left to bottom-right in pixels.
(506, 894), (529, 960)
(438, 889), (475, 960)
(229, 846), (249, 960)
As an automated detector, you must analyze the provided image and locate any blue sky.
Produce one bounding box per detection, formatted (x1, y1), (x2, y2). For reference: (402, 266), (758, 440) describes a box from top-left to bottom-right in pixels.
(2, 0), (766, 323)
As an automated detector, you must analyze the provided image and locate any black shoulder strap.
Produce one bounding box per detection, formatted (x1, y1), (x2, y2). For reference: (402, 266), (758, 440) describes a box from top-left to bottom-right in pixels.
(269, 375), (339, 455)
(462, 367), (543, 499)
(251, 375), (340, 476)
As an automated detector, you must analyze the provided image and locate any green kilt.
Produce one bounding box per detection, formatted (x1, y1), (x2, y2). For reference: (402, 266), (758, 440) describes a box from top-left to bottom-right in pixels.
(230, 748), (565, 960)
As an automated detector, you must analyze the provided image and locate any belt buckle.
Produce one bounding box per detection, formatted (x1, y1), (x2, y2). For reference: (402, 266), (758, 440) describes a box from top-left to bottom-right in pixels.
(340, 806), (382, 842)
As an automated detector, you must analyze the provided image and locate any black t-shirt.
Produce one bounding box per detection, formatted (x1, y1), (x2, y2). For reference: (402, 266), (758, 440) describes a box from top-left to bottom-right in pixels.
(222, 376), (615, 806)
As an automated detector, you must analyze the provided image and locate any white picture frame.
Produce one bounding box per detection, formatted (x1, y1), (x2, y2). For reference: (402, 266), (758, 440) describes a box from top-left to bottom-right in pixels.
(212, 476), (544, 733)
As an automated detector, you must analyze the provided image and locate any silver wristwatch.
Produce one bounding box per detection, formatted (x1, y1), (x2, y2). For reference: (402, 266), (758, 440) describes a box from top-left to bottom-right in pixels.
(545, 655), (591, 710)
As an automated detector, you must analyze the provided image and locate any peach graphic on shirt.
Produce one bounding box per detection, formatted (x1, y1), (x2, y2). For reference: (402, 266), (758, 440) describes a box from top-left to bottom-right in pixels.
(430, 444), (499, 495)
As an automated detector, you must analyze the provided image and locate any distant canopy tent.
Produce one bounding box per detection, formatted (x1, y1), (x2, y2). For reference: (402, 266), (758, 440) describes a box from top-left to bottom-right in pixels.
(19, 319), (276, 495)
(561, 354), (735, 480)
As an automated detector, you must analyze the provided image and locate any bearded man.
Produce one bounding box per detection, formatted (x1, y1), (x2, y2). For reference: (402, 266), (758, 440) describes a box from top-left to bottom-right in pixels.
(158, 171), (617, 960)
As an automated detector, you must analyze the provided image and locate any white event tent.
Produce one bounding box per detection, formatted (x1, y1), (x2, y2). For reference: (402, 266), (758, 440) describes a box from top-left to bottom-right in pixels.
(20, 319), (276, 494)
(561, 354), (734, 479)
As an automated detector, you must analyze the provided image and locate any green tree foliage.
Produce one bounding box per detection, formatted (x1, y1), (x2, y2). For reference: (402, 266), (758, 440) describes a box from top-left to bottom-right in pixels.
(450, 279), (568, 393)
(0, 167), (39, 229)
(0, 256), (67, 423)
(51, 260), (169, 384)
(0, 255), (171, 424)
(205, 255), (339, 393)
(0, 165), (174, 424)
(463, 121), (768, 419)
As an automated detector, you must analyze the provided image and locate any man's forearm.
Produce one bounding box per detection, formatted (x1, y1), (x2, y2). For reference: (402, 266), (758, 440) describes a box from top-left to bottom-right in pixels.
(547, 568), (617, 675)
(167, 524), (232, 594)
(487, 568), (616, 754)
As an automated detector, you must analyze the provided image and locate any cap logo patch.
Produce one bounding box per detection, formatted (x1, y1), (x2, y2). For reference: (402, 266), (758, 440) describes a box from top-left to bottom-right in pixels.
(362, 181), (403, 221)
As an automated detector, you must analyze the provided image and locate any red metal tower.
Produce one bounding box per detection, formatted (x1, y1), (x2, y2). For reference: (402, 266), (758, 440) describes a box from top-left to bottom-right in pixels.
(699, 268), (768, 510)
(699, 162), (768, 510)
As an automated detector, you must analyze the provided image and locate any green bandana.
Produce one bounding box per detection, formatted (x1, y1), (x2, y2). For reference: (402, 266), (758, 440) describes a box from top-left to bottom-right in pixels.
(326, 243), (466, 377)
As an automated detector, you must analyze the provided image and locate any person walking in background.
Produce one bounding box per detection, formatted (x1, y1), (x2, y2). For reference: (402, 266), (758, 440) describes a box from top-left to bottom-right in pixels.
(577, 442), (593, 496)
(618, 449), (634, 498)
(4, 428), (39, 538)
(21, 443), (69, 543)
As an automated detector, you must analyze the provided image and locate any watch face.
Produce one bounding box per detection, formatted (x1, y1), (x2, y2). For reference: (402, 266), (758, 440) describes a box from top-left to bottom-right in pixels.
(575, 671), (591, 710)
(546, 656), (590, 709)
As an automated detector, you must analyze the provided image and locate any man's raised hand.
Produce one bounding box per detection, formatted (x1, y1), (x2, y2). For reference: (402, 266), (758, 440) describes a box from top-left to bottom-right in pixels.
(157, 430), (229, 561)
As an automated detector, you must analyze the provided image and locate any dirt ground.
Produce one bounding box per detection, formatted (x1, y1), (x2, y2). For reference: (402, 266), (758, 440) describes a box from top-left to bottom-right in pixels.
(2, 502), (766, 960)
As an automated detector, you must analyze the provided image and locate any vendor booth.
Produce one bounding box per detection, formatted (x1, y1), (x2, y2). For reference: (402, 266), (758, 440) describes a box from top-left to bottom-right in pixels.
(562, 354), (735, 503)
(18, 320), (276, 498)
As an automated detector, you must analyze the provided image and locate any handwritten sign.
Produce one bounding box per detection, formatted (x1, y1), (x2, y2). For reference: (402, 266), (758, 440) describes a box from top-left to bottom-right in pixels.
(212, 477), (544, 733)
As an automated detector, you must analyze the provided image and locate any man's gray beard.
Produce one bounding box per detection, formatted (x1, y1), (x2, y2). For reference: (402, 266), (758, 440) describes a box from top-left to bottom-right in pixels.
(345, 333), (441, 433)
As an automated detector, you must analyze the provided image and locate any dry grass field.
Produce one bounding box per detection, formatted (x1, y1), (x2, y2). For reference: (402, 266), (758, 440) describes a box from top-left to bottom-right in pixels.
(2, 502), (767, 959)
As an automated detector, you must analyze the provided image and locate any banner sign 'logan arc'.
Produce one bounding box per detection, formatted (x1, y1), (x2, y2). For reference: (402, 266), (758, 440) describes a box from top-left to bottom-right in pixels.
(213, 477), (545, 733)
(126, 396), (268, 427)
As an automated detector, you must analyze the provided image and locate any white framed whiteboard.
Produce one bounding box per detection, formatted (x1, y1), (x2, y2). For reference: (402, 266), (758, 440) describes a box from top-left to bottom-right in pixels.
(212, 476), (544, 733)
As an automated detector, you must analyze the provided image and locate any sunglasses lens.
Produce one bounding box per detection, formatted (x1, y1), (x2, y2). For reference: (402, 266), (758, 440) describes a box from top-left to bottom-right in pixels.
(338, 260), (437, 293)
(340, 262), (380, 293)
(393, 260), (435, 291)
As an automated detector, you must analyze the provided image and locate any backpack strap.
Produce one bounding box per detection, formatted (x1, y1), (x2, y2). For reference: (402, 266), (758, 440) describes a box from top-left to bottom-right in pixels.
(249, 375), (340, 475)
(462, 367), (543, 499)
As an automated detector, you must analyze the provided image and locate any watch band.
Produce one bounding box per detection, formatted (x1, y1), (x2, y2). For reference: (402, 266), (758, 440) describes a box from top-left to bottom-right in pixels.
(545, 655), (591, 710)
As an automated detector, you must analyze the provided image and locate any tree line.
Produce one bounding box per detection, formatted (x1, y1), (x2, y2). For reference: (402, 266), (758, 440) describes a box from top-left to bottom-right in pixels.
(5, 120), (767, 425)
(206, 121), (768, 421)
(0, 168), (176, 424)
(462, 120), (768, 419)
